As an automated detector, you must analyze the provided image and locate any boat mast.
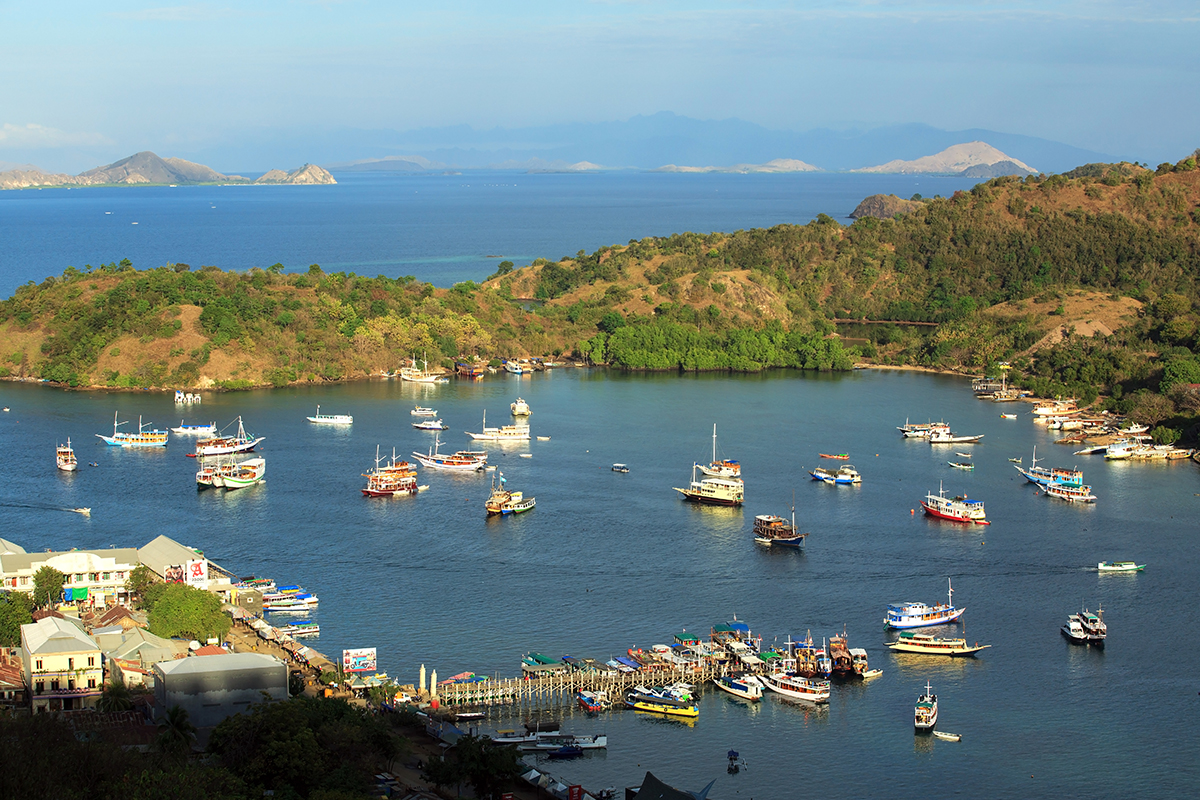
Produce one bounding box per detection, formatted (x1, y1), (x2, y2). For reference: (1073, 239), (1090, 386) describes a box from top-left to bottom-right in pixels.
(947, 577), (954, 608)
(712, 423), (717, 464)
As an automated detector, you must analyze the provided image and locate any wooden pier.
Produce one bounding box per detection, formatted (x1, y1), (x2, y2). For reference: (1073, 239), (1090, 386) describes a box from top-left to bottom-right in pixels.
(434, 663), (734, 709)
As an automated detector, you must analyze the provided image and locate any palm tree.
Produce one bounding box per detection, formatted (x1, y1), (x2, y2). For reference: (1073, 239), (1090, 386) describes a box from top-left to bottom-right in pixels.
(157, 705), (197, 754)
(96, 676), (132, 712)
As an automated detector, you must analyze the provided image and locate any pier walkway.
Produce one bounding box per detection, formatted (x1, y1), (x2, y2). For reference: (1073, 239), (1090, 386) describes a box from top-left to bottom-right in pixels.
(435, 662), (733, 708)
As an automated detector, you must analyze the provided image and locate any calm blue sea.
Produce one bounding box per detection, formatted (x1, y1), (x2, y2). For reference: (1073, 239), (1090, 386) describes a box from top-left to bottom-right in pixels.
(1, 371), (1197, 798)
(0, 171), (981, 297)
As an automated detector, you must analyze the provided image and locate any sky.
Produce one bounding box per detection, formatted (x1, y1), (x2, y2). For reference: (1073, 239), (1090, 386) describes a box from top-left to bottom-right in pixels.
(1, 1), (1198, 172)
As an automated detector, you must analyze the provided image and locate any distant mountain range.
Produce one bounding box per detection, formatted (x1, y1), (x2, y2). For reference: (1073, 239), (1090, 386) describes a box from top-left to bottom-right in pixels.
(0, 151), (335, 190)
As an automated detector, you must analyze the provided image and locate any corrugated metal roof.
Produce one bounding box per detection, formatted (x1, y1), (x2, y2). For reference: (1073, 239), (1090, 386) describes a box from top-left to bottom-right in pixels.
(155, 652), (283, 676)
(21, 616), (97, 656)
(137, 535), (204, 576)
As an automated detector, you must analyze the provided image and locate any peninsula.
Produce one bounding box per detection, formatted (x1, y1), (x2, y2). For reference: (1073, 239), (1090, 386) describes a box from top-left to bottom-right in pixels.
(0, 151), (336, 190)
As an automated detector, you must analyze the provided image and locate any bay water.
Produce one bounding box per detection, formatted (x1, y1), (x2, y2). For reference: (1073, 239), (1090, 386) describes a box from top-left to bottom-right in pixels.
(1, 369), (1196, 798)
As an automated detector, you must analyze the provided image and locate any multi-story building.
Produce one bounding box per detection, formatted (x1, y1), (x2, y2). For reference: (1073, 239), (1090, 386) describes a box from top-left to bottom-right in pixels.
(0, 546), (139, 608)
(20, 616), (104, 712)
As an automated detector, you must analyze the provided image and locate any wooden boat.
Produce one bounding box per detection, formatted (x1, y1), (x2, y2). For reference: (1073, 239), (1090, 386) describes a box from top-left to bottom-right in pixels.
(196, 454), (239, 489)
(56, 438), (78, 471)
(828, 631), (855, 679)
(934, 731), (961, 742)
(712, 674), (763, 701)
(819, 453), (850, 460)
(760, 672), (831, 704)
(1062, 604), (1106, 647)
(363, 447), (419, 496)
(696, 424), (741, 477)
(887, 630), (991, 656)
(1015, 446), (1084, 487)
(413, 434), (487, 471)
(929, 429), (983, 444)
(466, 410), (531, 441)
(1098, 561), (1145, 572)
(222, 457), (265, 490)
(1044, 483), (1097, 503)
(885, 579), (965, 628)
(400, 355), (443, 383)
(914, 681), (938, 733)
(674, 464), (744, 506)
(510, 397), (531, 416)
(752, 511), (806, 547)
(306, 405), (353, 424)
(811, 465), (861, 484)
(577, 690), (610, 712)
(485, 472), (535, 516)
(624, 689), (699, 717)
(190, 416), (264, 457)
(921, 484), (989, 524)
(456, 361), (487, 378)
(96, 412), (168, 447)
(955, 452), (973, 458)
(171, 421), (217, 435)
(503, 359), (531, 374)
(948, 461), (974, 470)
(861, 668), (883, 680)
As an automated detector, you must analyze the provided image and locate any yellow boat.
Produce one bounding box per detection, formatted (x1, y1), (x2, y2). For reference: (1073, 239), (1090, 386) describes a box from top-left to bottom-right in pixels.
(886, 630), (991, 656)
(626, 697), (699, 718)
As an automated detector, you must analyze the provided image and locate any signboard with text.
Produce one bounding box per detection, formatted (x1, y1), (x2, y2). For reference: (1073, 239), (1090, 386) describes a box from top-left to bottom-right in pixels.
(186, 559), (209, 587)
(342, 648), (377, 673)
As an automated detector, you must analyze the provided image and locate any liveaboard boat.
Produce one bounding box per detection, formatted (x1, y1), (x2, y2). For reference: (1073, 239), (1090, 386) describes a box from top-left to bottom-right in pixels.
(752, 511), (806, 548)
(412, 434), (487, 471)
(760, 672), (831, 704)
(171, 421), (217, 435)
(485, 472), (535, 516)
(195, 454), (239, 489)
(221, 457), (265, 490)
(410, 406), (437, 416)
(921, 484), (989, 524)
(306, 405), (353, 425)
(510, 397), (531, 416)
(1015, 446), (1084, 487)
(928, 428), (984, 444)
(696, 424), (741, 477)
(190, 417), (264, 457)
(1104, 439), (1139, 460)
(399, 355), (443, 383)
(898, 419), (935, 437)
(885, 579), (965, 628)
(263, 592), (318, 611)
(466, 410), (531, 441)
(1044, 483), (1097, 503)
(56, 438), (77, 471)
(1097, 561), (1144, 572)
(886, 631), (991, 656)
(1061, 605), (1106, 647)
(712, 674), (763, 701)
(674, 464), (744, 506)
(914, 682), (938, 733)
(363, 447), (419, 496)
(96, 412), (168, 447)
(828, 630), (856, 679)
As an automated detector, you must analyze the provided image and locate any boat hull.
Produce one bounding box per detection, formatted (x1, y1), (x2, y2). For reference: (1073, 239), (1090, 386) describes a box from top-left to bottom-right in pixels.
(885, 608), (965, 629)
(920, 501), (990, 525)
(626, 699), (699, 717)
(675, 489), (742, 506)
(886, 641), (990, 656)
(1061, 626), (1105, 647)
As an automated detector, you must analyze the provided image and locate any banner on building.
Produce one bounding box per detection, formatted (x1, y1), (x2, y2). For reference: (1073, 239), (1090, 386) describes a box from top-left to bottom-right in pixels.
(343, 648), (377, 673)
(186, 559), (209, 587)
(164, 564), (185, 584)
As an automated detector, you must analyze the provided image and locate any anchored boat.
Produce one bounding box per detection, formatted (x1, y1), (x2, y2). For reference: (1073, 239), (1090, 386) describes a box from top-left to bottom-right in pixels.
(752, 510), (807, 548)
(674, 464), (744, 506)
(914, 682), (938, 733)
(485, 471), (535, 516)
(413, 434), (487, 471)
(696, 424), (741, 477)
(1062, 605), (1106, 646)
(221, 457), (265, 490)
(887, 630), (991, 656)
(1015, 446), (1084, 487)
(190, 416), (264, 457)
(56, 438), (78, 471)
(307, 405), (353, 425)
(466, 409), (531, 442)
(921, 484), (990, 524)
(510, 397), (531, 416)
(811, 465), (862, 484)
(885, 579), (965, 628)
(171, 421), (217, 435)
(97, 412), (168, 448)
(760, 672), (831, 704)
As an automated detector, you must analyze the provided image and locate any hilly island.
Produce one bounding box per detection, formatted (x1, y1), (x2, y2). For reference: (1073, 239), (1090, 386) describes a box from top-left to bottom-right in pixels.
(0, 151), (335, 189)
(3, 155), (1199, 442)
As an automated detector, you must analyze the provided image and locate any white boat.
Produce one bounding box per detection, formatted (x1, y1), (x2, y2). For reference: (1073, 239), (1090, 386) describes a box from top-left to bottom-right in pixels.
(536, 436), (551, 441)
(914, 681), (938, 732)
(1117, 423), (1149, 435)
(696, 424), (741, 477)
(413, 434), (488, 471)
(400, 355), (444, 383)
(1097, 561), (1145, 572)
(673, 464), (744, 506)
(886, 631), (991, 656)
(412, 419), (448, 430)
(511, 397), (531, 416)
(933, 731), (961, 742)
(1000, 413), (1017, 419)
(861, 668), (884, 680)
(174, 391), (202, 404)
(196, 454), (240, 489)
(885, 579), (965, 628)
(760, 672), (830, 704)
(410, 406), (437, 416)
(1104, 439), (1138, 460)
(465, 410), (531, 441)
(503, 360), (530, 374)
(921, 484), (989, 525)
(1044, 483), (1097, 503)
(222, 457), (265, 490)
(810, 465), (861, 484)
(96, 412), (169, 448)
(712, 674), (763, 701)
(191, 417), (264, 457)
(307, 405), (353, 424)
(1033, 401), (1076, 416)
(929, 428), (984, 444)
(56, 438), (78, 471)
(171, 421), (217, 435)
(263, 592), (318, 611)
(1061, 605), (1106, 647)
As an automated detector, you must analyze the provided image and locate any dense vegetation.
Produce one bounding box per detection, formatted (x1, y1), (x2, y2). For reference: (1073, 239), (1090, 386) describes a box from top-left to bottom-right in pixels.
(2, 153), (1198, 437)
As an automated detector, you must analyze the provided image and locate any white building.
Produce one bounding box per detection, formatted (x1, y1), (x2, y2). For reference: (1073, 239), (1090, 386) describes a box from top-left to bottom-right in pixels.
(1, 547), (139, 608)
(153, 652), (287, 727)
(21, 616), (103, 712)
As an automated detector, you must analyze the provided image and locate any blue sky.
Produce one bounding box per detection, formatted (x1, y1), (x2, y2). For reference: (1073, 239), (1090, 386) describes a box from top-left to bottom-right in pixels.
(1, 1), (1197, 171)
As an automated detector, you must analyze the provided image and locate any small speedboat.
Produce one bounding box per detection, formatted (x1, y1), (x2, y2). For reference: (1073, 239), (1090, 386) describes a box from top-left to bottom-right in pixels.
(1009, 457), (1022, 464)
(948, 461), (974, 470)
(1097, 561), (1145, 572)
(546, 745), (584, 760)
(412, 419), (448, 430)
(712, 674), (763, 701)
(955, 452), (973, 459)
(934, 731), (961, 742)
(819, 453), (850, 460)
(861, 668), (883, 680)
(612, 463), (629, 473)
(410, 406), (437, 416)
(1000, 413), (1017, 419)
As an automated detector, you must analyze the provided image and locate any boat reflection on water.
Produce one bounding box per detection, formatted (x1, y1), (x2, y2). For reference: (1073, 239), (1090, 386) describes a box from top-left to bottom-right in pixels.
(632, 710), (696, 728)
(913, 732), (936, 756)
(775, 697), (830, 725)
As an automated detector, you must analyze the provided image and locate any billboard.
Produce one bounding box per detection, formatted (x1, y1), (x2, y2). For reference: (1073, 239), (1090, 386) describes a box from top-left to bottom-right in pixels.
(343, 648), (378, 673)
(164, 564), (185, 584)
(186, 559), (209, 587)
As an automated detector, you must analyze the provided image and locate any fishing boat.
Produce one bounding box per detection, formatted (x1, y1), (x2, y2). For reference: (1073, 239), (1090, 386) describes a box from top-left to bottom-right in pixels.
(577, 690), (610, 712)
(828, 631), (856, 679)
(412, 434), (488, 471)
(811, 465), (862, 484)
(485, 471), (536, 516)
(673, 464), (744, 506)
(929, 429), (984, 444)
(363, 447), (419, 496)
(903, 421), (949, 439)
(933, 731), (961, 742)
(955, 452), (973, 459)
(752, 510), (806, 547)
(171, 421), (217, 435)
(760, 672), (831, 704)
(1097, 561), (1145, 572)
(914, 682), (938, 733)
(190, 417), (264, 457)
(466, 410), (531, 441)
(96, 412), (169, 447)
(921, 484), (989, 524)
(221, 457), (265, 490)
(898, 419), (934, 437)
(819, 452), (850, 460)
(411, 418), (448, 430)
(1008, 457), (1022, 464)
(612, 463), (629, 473)
(850, 648), (870, 677)
(947, 461), (974, 470)
(1061, 605), (1106, 647)
(886, 630), (991, 656)
(503, 359), (530, 374)
(410, 406), (437, 416)
(624, 689), (699, 717)
(1044, 483), (1097, 503)
(696, 424), (741, 477)
(712, 674), (763, 701)
(196, 454), (239, 489)
(885, 579), (965, 628)
(56, 438), (77, 471)
(1015, 446), (1084, 487)
(787, 632), (831, 679)
(306, 405), (353, 425)
(456, 361), (487, 379)
(510, 397), (531, 416)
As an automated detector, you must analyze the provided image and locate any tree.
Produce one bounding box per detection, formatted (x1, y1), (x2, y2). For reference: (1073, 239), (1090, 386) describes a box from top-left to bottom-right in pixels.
(453, 734), (524, 800)
(598, 311), (626, 334)
(0, 591), (33, 646)
(97, 676), (133, 712)
(1129, 390), (1176, 427)
(31, 566), (65, 609)
(125, 564), (156, 604)
(157, 705), (197, 756)
(146, 583), (231, 641)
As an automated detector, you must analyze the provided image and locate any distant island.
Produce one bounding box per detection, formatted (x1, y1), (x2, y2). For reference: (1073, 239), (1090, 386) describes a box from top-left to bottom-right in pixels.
(652, 158), (821, 174)
(0, 151), (336, 190)
(852, 142), (1036, 177)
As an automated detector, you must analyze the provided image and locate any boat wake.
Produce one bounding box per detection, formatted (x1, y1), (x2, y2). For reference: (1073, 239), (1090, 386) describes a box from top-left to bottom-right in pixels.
(0, 500), (92, 516)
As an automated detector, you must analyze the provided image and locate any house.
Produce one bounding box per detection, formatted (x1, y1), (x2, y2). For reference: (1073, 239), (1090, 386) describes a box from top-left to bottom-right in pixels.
(1, 546), (140, 609)
(94, 625), (188, 687)
(0, 648), (27, 709)
(21, 616), (104, 712)
(153, 652), (287, 727)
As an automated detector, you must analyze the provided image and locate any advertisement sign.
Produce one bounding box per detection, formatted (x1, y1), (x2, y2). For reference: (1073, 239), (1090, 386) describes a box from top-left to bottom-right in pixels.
(164, 564), (185, 584)
(342, 648), (378, 673)
(186, 559), (209, 587)
(568, 787), (583, 800)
